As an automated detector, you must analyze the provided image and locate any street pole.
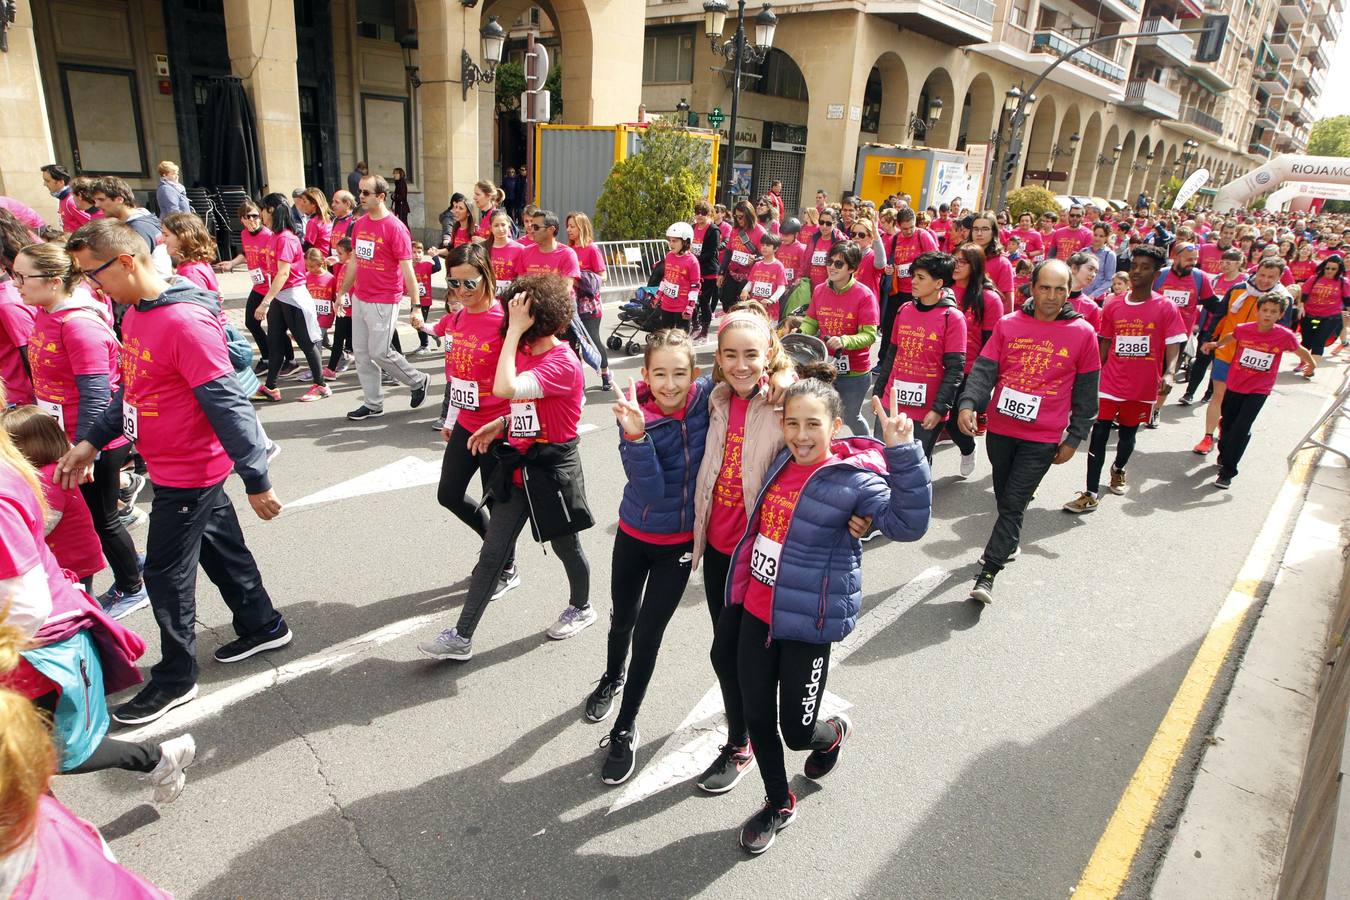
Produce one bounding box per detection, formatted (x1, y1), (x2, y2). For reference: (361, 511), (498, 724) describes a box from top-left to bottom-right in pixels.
(723, 0), (746, 206)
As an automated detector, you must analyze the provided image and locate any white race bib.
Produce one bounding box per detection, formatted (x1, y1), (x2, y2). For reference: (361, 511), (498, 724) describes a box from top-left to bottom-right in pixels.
(692, 241), (703, 255)
(896, 263), (911, 278)
(497, 279), (512, 295)
(418, 282), (428, 298)
(443, 334), (454, 357)
(811, 250), (828, 267)
(892, 380), (927, 408)
(784, 267), (796, 282)
(833, 354), (851, 375)
(1238, 347), (1275, 372)
(731, 249), (751, 267)
(122, 401), (138, 442)
(314, 299), (332, 315)
(449, 376), (480, 410)
(996, 387), (1042, 423)
(659, 280), (680, 299)
(1164, 288), (1190, 308)
(1113, 334), (1151, 358)
(509, 401), (540, 438)
(750, 533), (783, 586)
(248, 267), (265, 286)
(36, 397), (64, 430)
(751, 281), (773, 299)
(355, 238), (375, 261)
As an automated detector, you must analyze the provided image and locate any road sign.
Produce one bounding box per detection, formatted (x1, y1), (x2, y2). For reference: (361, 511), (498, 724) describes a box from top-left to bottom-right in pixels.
(524, 43), (550, 91)
(708, 106), (725, 128)
(1023, 169), (1067, 183)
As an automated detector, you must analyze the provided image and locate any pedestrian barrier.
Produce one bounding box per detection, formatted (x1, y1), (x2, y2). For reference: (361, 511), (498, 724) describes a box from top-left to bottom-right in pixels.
(1288, 365), (1350, 466)
(594, 239), (668, 301)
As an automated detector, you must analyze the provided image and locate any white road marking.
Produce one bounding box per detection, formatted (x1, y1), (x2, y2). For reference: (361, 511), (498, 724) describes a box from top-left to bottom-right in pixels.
(609, 564), (949, 813)
(292, 455), (441, 508)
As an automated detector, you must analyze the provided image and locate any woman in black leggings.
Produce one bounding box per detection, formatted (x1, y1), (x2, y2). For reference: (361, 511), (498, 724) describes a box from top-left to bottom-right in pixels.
(255, 195), (328, 402)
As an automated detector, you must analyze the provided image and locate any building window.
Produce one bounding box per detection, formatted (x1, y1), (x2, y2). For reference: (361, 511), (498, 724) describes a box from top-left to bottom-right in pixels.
(356, 0), (398, 41)
(643, 29), (695, 83)
(362, 93), (413, 182)
(748, 49), (807, 102)
(58, 65), (149, 177)
(1008, 0), (1032, 30)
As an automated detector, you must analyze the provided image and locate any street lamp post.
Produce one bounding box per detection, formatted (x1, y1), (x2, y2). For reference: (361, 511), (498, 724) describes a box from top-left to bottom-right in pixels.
(1180, 138), (1199, 180)
(703, 0), (777, 205)
(907, 98), (944, 143)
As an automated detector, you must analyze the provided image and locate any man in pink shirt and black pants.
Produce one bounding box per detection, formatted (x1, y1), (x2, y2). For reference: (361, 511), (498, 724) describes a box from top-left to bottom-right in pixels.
(59, 219), (291, 726)
(337, 174), (431, 420)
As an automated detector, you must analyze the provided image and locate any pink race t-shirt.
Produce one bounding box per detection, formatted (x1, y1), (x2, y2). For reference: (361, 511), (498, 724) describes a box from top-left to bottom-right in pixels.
(0, 197), (44, 232)
(506, 341), (584, 453)
(517, 243), (581, 284)
(1226, 322), (1301, 396)
(1156, 268), (1214, 334)
(1288, 259), (1318, 284)
(475, 208), (497, 241)
(745, 259), (787, 317)
(1067, 293), (1101, 333)
(1049, 225), (1093, 260)
(435, 302), (511, 433)
(413, 260), (436, 305)
(707, 394), (749, 556)
(39, 462), (104, 579)
(1198, 242), (1231, 275)
(350, 213), (413, 303)
(1301, 275), (1350, 317)
(888, 228), (939, 295)
(119, 299), (235, 488)
(175, 261), (220, 298)
(960, 289), (1007, 373)
(743, 456), (829, 624)
(806, 280), (880, 375)
(882, 301), (967, 417)
(28, 306), (125, 446)
(0, 281), (37, 404)
(0, 465), (89, 618)
(985, 253), (1014, 300)
(1013, 228), (1045, 259)
(304, 216), (332, 256)
(777, 240), (806, 284)
(980, 311), (1101, 444)
(1098, 295), (1188, 402)
(805, 232), (840, 288)
(657, 252), (702, 314)
(240, 226), (274, 291)
(307, 271), (336, 325)
(724, 225), (766, 281)
(270, 230), (307, 290)
(489, 241), (525, 295)
(573, 243), (606, 277)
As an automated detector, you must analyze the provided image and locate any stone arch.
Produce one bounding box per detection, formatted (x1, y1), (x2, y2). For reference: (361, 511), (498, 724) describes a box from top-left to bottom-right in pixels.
(1111, 131), (1137, 198)
(872, 51), (910, 146)
(1092, 124), (1120, 196)
(958, 72), (996, 153)
(1147, 141), (1170, 198)
(1073, 111), (1103, 195)
(917, 67), (958, 149)
(1051, 105), (1081, 189)
(1022, 94), (1059, 189)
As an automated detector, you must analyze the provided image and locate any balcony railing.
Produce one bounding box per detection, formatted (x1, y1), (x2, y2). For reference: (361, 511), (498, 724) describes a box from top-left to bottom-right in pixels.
(1269, 30), (1300, 58)
(1031, 30), (1128, 83)
(1124, 78), (1183, 117)
(1136, 17), (1195, 65)
(1257, 104), (1280, 124)
(1278, 0), (1310, 24)
(1258, 68), (1291, 93)
(1248, 141), (1272, 158)
(1321, 6), (1341, 38)
(937, 0), (996, 21)
(1181, 105), (1223, 135)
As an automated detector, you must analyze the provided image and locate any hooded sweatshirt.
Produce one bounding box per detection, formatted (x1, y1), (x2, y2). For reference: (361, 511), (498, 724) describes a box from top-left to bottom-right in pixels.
(874, 289), (966, 420)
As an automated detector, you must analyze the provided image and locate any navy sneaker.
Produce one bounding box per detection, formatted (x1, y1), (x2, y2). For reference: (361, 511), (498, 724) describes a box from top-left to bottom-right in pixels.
(99, 582), (149, 620)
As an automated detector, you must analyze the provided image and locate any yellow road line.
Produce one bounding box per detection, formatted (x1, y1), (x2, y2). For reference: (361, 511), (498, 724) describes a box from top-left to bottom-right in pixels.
(1072, 448), (1318, 898)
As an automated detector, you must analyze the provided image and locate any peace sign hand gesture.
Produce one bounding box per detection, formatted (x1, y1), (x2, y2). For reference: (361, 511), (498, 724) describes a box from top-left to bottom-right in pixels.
(871, 384), (915, 448)
(613, 378), (646, 440)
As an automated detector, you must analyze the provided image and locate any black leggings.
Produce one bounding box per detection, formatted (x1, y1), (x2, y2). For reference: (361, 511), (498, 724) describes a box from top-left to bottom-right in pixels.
(436, 422), (514, 572)
(244, 290), (272, 363)
(580, 315), (609, 370)
(1217, 389), (1267, 481)
(735, 608), (836, 808)
(265, 301), (324, 389)
(418, 304), (434, 349)
(877, 291), (909, 370)
(706, 544), (747, 748)
(1086, 419), (1139, 494)
(719, 276), (747, 315)
(656, 309), (690, 332)
(327, 317), (353, 371)
(606, 531), (694, 731)
(1300, 314), (1340, 357)
(1186, 331), (1214, 398)
(79, 442), (141, 593)
(696, 277), (719, 332)
(33, 691), (158, 775)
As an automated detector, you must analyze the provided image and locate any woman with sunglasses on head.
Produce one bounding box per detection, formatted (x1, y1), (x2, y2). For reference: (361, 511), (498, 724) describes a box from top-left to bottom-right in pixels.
(253, 194), (329, 403)
(848, 217), (885, 302)
(717, 201), (766, 322)
(412, 244), (521, 599)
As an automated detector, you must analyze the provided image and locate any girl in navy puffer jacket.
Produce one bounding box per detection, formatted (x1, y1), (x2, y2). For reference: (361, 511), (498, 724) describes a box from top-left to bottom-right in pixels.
(728, 369), (931, 856)
(586, 329), (712, 787)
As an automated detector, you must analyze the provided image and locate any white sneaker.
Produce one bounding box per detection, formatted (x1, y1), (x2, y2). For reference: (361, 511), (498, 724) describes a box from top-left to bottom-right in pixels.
(146, 734), (196, 804)
(959, 452), (976, 478)
(418, 627), (473, 661)
(546, 605), (598, 640)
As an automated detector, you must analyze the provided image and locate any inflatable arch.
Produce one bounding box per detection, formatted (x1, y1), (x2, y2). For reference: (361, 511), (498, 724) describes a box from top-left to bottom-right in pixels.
(1266, 181), (1350, 212)
(1213, 155), (1350, 211)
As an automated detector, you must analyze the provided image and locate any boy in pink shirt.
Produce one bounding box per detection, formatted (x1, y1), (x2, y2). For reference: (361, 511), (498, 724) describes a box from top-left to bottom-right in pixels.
(741, 232), (788, 322)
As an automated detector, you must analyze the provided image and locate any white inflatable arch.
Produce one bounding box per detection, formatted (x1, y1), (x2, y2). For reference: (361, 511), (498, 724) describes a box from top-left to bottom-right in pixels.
(1266, 181), (1350, 211)
(1213, 155), (1350, 211)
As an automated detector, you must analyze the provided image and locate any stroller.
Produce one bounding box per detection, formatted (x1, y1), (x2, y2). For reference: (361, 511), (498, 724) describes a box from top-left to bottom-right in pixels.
(606, 285), (664, 356)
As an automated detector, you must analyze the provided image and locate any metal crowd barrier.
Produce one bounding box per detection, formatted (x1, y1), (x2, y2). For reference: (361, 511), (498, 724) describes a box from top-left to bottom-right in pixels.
(1289, 365), (1350, 466)
(593, 239), (668, 301)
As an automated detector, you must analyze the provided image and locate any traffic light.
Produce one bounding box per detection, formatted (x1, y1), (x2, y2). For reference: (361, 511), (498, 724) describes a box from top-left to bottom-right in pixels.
(1194, 15), (1229, 64)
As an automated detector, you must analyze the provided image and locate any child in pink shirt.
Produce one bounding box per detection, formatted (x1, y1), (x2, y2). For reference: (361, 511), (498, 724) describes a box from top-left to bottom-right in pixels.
(740, 232), (788, 322)
(305, 248), (336, 348)
(410, 242), (443, 353)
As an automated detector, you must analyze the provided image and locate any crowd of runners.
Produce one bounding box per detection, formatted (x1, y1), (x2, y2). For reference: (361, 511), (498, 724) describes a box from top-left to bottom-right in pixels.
(0, 166), (1348, 891)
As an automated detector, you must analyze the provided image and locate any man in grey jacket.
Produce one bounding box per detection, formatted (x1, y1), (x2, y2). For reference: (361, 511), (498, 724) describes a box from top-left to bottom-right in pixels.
(58, 219), (292, 727)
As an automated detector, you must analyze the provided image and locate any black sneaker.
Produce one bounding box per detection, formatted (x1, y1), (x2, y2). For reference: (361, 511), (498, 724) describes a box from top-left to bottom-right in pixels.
(969, 569), (996, 605)
(112, 682), (199, 726)
(600, 726), (639, 785)
(697, 742), (756, 793)
(739, 793), (797, 855)
(1215, 475), (1232, 490)
(585, 673), (625, 723)
(410, 374), (430, 408)
(346, 405), (385, 421)
(1177, 394), (1194, 406)
(277, 361), (301, 379)
(803, 714), (852, 781)
(213, 619), (293, 663)
(253, 359), (269, 375)
(490, 565), (521, 601)
(118, 472), (147, 506)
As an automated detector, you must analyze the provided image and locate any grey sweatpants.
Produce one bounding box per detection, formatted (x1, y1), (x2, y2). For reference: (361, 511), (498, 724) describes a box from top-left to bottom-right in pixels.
(352, 297), (424, 411)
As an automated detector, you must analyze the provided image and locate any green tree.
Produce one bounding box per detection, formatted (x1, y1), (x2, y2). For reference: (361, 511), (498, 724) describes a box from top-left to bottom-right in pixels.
(594, 118), (707, 240)
(1156, 175), (1183, 209)
(1307, 116), (1350, 158)
(1005, 186), (1060, 220)
(493, 63), (562, 120)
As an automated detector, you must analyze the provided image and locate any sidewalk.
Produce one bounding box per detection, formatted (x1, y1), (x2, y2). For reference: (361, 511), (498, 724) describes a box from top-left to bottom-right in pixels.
(1150, 368), (1350, 899)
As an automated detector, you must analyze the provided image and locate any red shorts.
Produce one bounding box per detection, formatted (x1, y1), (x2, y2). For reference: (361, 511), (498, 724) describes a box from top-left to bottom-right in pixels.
(1098, 398), (1152, 427)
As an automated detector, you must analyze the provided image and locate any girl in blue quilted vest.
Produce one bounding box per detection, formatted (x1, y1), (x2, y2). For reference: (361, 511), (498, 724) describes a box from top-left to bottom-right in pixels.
(728, 366), (932, 855)
(586, 328), (711, 787)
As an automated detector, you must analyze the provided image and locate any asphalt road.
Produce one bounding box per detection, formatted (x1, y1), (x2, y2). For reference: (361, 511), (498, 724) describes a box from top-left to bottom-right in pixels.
(51, 274), (1347, 899)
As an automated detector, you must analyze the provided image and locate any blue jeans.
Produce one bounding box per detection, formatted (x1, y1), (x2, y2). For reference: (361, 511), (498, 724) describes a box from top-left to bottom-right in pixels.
(835, 373), (871, 437)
